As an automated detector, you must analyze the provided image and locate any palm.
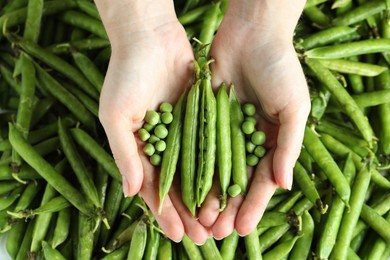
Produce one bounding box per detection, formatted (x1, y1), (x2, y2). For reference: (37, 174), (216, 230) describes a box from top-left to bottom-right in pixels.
(199, 19), (310, 238)
(99, 22), (210, 243)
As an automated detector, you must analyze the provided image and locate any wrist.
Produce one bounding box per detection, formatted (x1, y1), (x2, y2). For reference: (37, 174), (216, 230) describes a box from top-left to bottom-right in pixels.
(95, 0), (177, 46)
(224, 0), (305, 42)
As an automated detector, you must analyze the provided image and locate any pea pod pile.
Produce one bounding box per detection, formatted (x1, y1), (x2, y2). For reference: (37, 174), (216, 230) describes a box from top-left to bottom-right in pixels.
(0, 0), (390, 259)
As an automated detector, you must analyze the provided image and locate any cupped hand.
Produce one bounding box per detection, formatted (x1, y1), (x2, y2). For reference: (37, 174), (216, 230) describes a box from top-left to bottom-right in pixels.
(98, 20), (210, 243)
(198, 12), (311, 238)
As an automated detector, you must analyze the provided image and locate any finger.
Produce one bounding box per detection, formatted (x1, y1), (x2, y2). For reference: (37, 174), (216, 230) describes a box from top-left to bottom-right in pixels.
(273, 103), (310, 190)
(139, 166), (185, 242)
(235, 151), (277, 236)
(100, 115), (144, 196)
(198, 177), (222, 228)
(211, 195), (244, 240)
(169, 179), (211, 245)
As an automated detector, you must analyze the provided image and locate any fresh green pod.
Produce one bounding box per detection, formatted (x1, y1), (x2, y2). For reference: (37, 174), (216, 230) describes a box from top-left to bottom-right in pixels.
(159, 92), (187, 214)
(199, 237), (223, 260)
(229, 85), (248, 194)
(127, 217), (148, 260)
(42, 241), (67, 260)
(144, 226), (160, 260)
(220, 230), (239, 260)
(77, 212), (95, 260)
(196, 64), (217, 207)
(216, 83), (232, 210)
(52, 207), (71, 249)
(181, 80), (200, 216)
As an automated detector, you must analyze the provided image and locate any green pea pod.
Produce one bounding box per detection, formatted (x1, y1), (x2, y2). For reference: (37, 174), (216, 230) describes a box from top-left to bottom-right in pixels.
(159, 92), (187, 214)
(6, 220), (27, 259)
(200, 237), (223, 260)
(127, 217), (148, 260)
(8, 123), (97, 218)
(157, 236), (172, 260)
(77, 212), (95, 260)
(330, 165), (371, 260)
(101, 244), (130, 260)
(303, 127), (351, 207)
(196, 63), (217, 207)
(220, 230), (239, 260)
(52, 207), (71, 249)
(181, 234), (203, 260)
(216, 83), (232, 210)
(262, 235), (301, 260)
(144, 226), (161, 260)
(244, 229), (262, 260)
(181, 80), (200, 216)
(229, 85), (248, 194)
(290, 210), (315, 259)
(305, 58), (375, 147)
(58, 118), (100, 207)
(42, 241), (67, 260)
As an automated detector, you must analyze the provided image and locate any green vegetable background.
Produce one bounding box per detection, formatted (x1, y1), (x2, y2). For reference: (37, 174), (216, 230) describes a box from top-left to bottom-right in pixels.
(1, 0), (390, 259)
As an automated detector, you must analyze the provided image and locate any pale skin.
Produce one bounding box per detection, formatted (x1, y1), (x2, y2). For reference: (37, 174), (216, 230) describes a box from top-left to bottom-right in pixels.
(95, 0), (310, 244)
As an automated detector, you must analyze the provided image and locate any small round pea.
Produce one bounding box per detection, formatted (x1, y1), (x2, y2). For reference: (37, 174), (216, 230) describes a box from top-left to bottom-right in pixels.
(254, 146), (266, 158)
(161, 112), (173, 125)
(242, 103), (256, 116)
(246, 141), (256, 154)
(159, 102), (173, 113)
(246, 154), (259, 167)
(138, 128), (150, 142)
(143, 143), (155, 156)
(228, 184), (242, 197)
(242, 120), (255, 135)
(145, 111), (160, 125)
(251, 131), (266, 146)
(143, 123), (155, 132)
(154, 124), (168, 139)
(245, 116), (257, 125)
(150, 154), (162, 166)
(148, 135), (160, 144)
(155, 140), (166, 152)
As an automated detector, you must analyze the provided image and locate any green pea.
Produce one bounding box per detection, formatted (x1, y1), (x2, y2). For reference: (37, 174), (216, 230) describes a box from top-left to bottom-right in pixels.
(246, 141), (256, 154)
(143, 123), (155, 132)
(161, 112), (173, 125)
(150, 154), (162, 166)
(155, 140), (166, 152)
(246, 154), (259, 167)
(154, 124), (168, 139)
(145, 111), (159, 125)
(242, 120), (255, 135)
(245, 116), (257, 125)
(138, 128), (150, 142)
(254, 146), (266, 158)
(228, 184), (242, 197)
(251, 131), (266, 146)
(159, 102), (173, 113)
(148, 135), (160, 144)
(143, 143), (155, 157)
(242, 103), (256, 116)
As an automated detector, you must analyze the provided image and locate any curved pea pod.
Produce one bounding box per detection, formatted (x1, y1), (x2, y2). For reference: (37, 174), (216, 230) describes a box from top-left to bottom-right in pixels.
(52, 207), (71, 249)
(127, 217), (148, 260)
(301, 26), (359, 50)
(289, 210), (315, 259)
(229, 85), (248, 194)
(216, 83), (232, 210)
(318, 58), (388, 77)
(196, 66), (217, 207)
(262, 235), (301, 260)
(305, 58), (375, 147)
(303, 127), (351, 207)
(199, 237), (222, 260)
(42, 241), (67, 260)
(144, 226), (160, 260)
(8, 123), (97, 218)
(304, 39), (390, 59)
(159, 92), (187, 214)
(181, 80), (200, 216)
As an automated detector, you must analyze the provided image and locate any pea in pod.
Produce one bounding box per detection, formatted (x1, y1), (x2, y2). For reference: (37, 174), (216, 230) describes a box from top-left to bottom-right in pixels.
(196, 62), (217, 207)
(159, 92), (187, 214)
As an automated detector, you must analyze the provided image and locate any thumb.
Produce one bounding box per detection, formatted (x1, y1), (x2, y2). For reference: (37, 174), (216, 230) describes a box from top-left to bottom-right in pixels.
(101, 117), (144, 197)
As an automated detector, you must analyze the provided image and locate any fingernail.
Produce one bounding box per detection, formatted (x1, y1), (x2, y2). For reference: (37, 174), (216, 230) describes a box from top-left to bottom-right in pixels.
(285, 172), (293, 191)
(122, 176), (130, 197)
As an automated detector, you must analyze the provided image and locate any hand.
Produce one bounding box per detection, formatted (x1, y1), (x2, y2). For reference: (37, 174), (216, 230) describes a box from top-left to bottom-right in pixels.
(198, 1), (310, 239)
(96, 0), (210, 243)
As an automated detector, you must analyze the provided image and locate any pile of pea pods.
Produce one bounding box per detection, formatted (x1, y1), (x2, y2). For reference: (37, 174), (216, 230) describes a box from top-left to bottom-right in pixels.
(0, 0), (390, 259)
